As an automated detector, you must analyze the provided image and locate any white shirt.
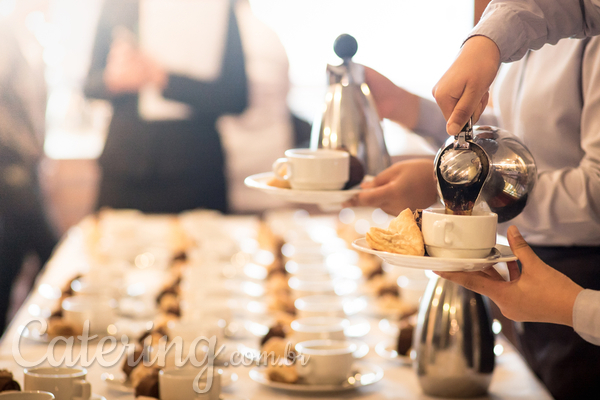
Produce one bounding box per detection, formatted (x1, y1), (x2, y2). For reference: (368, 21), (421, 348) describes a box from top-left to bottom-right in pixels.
(470, 0), (600, 62)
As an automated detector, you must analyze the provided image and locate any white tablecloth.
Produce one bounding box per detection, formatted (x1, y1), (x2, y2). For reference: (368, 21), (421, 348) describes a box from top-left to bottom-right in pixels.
(0, 217), (553, 400)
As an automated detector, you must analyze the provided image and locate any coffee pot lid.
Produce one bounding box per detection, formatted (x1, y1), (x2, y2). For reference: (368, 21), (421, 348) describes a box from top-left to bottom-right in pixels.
(327, 34), (364, 85)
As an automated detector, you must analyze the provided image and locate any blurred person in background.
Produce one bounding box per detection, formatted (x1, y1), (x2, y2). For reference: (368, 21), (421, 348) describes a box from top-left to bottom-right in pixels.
(84, 0), (294, 214)
(0, 0), (58, 333)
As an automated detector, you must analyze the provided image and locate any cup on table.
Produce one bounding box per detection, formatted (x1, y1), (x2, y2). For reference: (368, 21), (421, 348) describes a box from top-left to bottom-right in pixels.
(61, 295), (117, 335)
(23, 367), (91, 400)
(294, 295), (347, 318)
(295, 340), (357, 385)
(291, 317), (349, 342)
(272, 149), (349, 190)
(0, 392), (55, 400)
(421, 208), (498, 259)
(159, 367), (221, 400)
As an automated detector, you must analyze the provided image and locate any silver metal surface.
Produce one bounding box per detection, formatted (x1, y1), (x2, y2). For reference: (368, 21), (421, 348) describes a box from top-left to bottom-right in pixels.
(414, 276), (495, 398)
(310, 36), (390, 176)
(434, 124), (537, 222)
(439, 148), (483, 185)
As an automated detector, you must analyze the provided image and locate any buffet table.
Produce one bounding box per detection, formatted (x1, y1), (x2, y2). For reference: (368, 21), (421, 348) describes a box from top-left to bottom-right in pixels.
(0, 209), (553, 400)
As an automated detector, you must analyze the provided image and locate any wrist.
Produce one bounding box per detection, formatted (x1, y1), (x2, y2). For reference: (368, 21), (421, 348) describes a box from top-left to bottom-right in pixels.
(461, 35), (501, 70)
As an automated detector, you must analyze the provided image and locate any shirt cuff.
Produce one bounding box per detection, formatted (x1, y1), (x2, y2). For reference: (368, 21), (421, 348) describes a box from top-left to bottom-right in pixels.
(412, 97), (450, 148)
(573, 289), (600, 345)
(467, 4), (532, 63)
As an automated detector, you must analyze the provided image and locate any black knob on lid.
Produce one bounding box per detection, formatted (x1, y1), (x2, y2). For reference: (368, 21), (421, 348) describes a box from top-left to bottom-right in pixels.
(334, 34), (358, 59)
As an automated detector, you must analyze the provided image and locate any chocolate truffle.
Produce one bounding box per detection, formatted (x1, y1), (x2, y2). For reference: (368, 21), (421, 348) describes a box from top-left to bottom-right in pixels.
(260, 323), (286, 346)
(134, 368), (159, 399)
(0, 370), (20, 392)
(397, 320), (415, 356)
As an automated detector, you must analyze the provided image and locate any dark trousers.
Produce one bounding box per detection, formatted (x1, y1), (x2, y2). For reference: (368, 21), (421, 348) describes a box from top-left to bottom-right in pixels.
(0, 201), (57, 333)
(517, 245), (600, 400)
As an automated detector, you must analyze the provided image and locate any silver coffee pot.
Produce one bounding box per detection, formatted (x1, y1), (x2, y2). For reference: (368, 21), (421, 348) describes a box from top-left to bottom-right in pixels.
(310, 34), (391, 176)
(414, 275), (496, 398)
(435, 121), (537, 222)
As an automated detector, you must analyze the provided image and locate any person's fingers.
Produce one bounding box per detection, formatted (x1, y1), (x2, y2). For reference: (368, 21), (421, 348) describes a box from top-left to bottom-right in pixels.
(507, 225), (540, 269)
(432, 82), (459, 124)
(353, 184), (394, 207)
(445, 86), (482, 136)
(369, 166), (400, 187)
(480, 266), (505, 281)
(506, 261), (521, 281)
(360, 180), (376, 189)
(472, 92), (489, 124)
(436, 271), (498, 297)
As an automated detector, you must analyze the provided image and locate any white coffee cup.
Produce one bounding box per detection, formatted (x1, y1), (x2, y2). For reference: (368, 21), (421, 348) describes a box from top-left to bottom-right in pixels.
(421, 208), (498, 259)
(294, 295), (346, 318)
(166, 318), (225, 357)
(291, 317), (349, 342)
(23, 368), (91, 400)
(61, 295), (117, 334)
(295, 340), (357, 385)
(272, 149), (349, 190)
(159, 368), (221, 400)
(0, 392), (55, 400)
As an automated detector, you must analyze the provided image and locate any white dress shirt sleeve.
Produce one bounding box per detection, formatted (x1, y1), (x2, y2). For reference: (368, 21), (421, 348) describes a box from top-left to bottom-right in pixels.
(573, 289), (600, 345)
(469, 0), (600, 62)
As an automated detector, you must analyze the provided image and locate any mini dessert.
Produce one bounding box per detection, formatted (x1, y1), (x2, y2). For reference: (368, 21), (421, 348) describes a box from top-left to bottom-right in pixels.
(262, 337), (292, 359)
(157, 293), (181, 316)
(272, 312), (295, 330)
(153, 313), (179, 332)
(122, 346), (148, 378)
(344, 153), (365, 189)
(267, 360), (298, 384)
(0, 370), (20, 392)
(260, 323), (287, 346)
(366, 208), (425, 256)
(46, 317), (82, 338)
(358, 252), (383, 278)
(132, 366), (159, 398)
(138, 327), (169, 348)
(267, 176), (291, 189)
(267, 292), (295, 315)
(397, 319), (416, 356)
(265, 273), (289, 294)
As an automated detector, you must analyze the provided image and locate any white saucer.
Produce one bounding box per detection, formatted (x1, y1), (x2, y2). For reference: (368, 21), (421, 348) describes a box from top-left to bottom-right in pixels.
(374, 340), (413, 366)
(101, 368), (237, 393)
(242, 315), (370, 339)
(244, 172), (362, 205)
(249, 361), (383, 392)
(238, 339), (369, 361)
(352, 238), (517, 271)
(92, 394), (106, 400)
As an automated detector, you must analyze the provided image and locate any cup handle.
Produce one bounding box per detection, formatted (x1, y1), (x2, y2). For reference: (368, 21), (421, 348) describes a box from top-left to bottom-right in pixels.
(73, 379), (91, 400)
(272, 158), (291, 181)
(434, 220), (454, 246)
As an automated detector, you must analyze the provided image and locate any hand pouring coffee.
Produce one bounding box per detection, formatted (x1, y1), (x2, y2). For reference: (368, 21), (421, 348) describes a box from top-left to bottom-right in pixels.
(434, 120), (537, 222)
